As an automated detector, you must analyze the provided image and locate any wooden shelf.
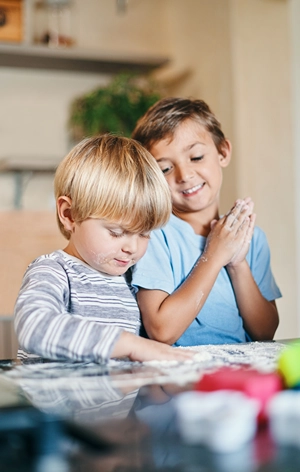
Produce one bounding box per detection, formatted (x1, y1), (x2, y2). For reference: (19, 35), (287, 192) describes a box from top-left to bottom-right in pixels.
(0, 155), (62, 209)
(0, 43), (169, 73)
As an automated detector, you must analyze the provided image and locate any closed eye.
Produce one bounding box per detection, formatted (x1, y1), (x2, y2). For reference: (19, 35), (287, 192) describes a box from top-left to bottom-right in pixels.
(139, 233), (151, 239)
(109, 230), (125, 238)
(191, 155), (204, 162)
(161, 165), (173, 174)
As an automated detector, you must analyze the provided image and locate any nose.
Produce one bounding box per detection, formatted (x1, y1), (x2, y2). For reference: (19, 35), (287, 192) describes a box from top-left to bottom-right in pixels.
(121, 234), (139, 254)
(175, 163), (194, 183)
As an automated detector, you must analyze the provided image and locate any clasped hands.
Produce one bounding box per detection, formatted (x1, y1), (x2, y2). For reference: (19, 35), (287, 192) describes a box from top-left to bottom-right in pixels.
(204, 197), (256, 268)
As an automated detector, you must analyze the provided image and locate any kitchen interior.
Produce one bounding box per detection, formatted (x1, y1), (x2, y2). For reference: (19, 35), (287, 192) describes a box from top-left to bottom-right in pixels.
(0, 0), (299, 359)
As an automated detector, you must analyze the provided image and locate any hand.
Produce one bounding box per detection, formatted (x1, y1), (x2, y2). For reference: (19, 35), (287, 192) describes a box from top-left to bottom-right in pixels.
(225, 197), (256, 266)
(227, 212), (256, 267)
(203, 198), (254, 267)
(112, 331), (195, 363)
(129, 337), (195, 363)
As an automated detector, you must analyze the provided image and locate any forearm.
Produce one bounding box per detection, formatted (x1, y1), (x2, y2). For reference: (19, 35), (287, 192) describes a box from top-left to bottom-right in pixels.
(137, 201), (255, 344)
(14, 286), (121, 363)
(138, 255), (223, 344)
(226, 261), (279, 340)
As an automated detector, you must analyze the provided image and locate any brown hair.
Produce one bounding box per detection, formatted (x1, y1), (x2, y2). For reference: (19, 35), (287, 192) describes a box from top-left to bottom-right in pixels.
(132, 97), (226, 153)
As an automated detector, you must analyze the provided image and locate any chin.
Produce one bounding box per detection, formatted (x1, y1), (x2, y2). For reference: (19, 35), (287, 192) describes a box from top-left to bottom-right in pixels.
(109, 267), (127, 276)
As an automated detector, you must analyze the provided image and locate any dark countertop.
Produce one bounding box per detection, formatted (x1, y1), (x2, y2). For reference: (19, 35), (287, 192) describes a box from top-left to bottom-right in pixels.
(0, 340), (298, 472)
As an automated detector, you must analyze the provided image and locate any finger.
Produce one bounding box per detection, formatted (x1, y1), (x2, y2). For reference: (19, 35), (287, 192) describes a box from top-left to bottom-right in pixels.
(243, 196), (253, 205)
(246, 213), (256, 239)
(251, 212), (257, 225)
(224, 213), (239, 229)
(242, 213), (256, 245)
(225, 199), (243, 216)
(210, 219), (218, 230)
(244, 200), (254, 216)
(225, 202), (248, 228)
(234, 197), (254, 218)
(235, 201), (254, 223)
(233, 209), (256, 239)
(236, 215), (250, 234)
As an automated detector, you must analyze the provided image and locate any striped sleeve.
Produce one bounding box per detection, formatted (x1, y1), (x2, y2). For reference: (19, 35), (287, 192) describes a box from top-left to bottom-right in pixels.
(14, 258), (122, 363)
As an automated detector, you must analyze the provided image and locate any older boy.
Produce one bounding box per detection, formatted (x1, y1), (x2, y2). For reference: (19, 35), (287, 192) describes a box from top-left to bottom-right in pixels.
(131, 98), (281, 346)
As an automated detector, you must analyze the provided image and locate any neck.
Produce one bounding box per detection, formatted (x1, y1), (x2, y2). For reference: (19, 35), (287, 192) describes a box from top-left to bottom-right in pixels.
(172, 208), (219, 237)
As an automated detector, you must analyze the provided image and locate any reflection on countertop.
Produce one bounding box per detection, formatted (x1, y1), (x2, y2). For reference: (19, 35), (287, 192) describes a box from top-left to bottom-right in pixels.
(0, 341), (295, 472)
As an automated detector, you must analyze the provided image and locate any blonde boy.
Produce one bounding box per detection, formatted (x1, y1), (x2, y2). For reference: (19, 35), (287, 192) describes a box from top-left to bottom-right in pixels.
(14, 135), (193, 363)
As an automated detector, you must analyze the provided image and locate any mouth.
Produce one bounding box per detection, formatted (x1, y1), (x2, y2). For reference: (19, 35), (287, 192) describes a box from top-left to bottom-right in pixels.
(114, 259), (131, 266)
(181, 183), (204, 195)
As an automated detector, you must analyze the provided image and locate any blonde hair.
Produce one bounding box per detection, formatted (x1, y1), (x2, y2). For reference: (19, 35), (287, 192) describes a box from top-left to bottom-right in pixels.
(54, 134), (171, 239)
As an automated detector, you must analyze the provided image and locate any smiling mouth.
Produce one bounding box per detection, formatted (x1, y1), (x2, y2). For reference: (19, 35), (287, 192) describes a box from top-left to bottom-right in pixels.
(182, 183), (204, 195)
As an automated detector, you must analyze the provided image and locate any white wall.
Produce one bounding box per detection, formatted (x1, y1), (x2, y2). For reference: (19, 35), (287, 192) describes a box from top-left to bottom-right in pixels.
(156, 0), (236, 213)
(0, 0), (169, 210)
(74, 0), (169, 55)
(290, 0), (300, 337)
(0, 69), (109, 209)
(229, 0), (297, 339)
(153, 0), (298, 339)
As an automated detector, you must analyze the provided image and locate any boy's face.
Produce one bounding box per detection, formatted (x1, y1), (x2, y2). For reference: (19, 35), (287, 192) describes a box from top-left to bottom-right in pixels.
(64, 218), (150, 276)
(149, 119), (231, 221)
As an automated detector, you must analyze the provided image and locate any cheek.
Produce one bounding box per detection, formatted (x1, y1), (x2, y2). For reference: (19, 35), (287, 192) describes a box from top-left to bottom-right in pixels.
(138, 240), (150, 258)
(76, 228), (114, 259)
(84, 244), (120, 268)
(87, 241), (118, 262)
(205, 162), (222, 182)
(214, 165), (223, 183)
(164, 176), (176, 195)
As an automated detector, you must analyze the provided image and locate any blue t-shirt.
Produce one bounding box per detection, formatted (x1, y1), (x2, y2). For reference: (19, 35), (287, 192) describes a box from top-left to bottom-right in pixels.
(131, 214), (282, 346)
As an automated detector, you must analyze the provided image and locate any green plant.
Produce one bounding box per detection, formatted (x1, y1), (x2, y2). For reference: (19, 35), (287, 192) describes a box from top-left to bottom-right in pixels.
(68, 72), (162, 141)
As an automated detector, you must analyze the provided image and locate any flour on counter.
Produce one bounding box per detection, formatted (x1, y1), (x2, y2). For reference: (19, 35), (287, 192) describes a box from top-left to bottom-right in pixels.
(110, 341), (287, 388)
(144, 341), (286, 370)
(0, 341), (288, 391)
(177, 341), (287, 372)
(144, 350), (213, 367)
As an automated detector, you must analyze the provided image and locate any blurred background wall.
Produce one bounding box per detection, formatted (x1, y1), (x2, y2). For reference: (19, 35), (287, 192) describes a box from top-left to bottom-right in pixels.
(0, 0), (298, 353)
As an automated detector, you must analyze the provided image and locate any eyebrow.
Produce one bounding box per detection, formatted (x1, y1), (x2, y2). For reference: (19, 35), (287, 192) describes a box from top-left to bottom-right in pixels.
(183, 141), (205, 152)
(105, 222), (123, 230)
(156, 141), (204, 162)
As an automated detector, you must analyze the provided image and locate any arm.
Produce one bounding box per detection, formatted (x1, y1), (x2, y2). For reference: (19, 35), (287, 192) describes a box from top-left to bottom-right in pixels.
(14, 260), (122, 363)
(226, 262), (279, 340)
(226, 219), (279, 340)
(137, 201), (254, 345)
(14, 258), (193, 363)
(111, 331), (194, 362)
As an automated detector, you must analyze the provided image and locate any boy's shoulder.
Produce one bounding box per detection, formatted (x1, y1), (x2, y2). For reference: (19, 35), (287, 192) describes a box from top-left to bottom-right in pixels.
(28, 250), (68, 268)
(26, 251), (114, 279)
(26, 250), (86, 276)
(151, 214), (205, 247)
(150, 217), (268, 248)
(253, 225), (267, 241)
(154, 214), (195, 235)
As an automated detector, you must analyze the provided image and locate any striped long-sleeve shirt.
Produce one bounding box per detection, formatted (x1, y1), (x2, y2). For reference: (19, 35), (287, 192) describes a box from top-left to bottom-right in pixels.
(14, 250), (141, 363)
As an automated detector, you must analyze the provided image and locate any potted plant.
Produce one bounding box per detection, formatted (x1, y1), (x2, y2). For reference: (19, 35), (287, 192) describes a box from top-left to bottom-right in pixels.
(68, 72), (163, 141)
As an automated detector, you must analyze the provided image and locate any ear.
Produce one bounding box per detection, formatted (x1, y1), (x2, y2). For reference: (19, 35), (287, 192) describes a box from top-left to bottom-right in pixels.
(218, 139), (232, 168)
(57, 196), (74, 233)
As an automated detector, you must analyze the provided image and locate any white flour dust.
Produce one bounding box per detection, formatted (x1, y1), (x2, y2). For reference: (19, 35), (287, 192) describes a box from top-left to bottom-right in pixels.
(109, 341), (287, 388)
(1, 342), (287, 391)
